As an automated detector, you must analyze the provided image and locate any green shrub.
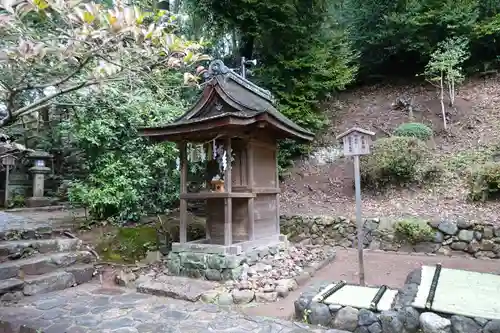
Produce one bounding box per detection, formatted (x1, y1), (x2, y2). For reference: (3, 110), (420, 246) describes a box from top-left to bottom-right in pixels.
(468, 162), (500, 201)
(393, 123), (433, 141)
(360, 136), (431, 188)
(394, 218), (434, 244)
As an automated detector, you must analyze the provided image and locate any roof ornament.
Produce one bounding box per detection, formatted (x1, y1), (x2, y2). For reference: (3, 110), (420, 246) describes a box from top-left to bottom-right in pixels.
(208, 60), (230, 77)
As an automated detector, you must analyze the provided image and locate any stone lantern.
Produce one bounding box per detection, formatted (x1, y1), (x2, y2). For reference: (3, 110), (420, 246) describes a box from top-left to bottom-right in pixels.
(26, 151), (52, 207)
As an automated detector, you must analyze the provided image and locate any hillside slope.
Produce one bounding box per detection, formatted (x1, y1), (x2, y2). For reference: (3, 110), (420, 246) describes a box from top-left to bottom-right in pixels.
(280, 75), (500, 224)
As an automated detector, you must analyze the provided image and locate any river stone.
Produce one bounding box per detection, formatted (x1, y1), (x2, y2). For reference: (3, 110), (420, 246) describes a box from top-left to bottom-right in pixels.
(204, 269), (222, 281)
(481, 240), (497, 252)
(484, 320), (500, 333)
(255, 291), (278, 303)
(456, 218), (473, 229)
(308, 302), (332, 326)
(333, 306), (359, 331)
(433, 231), (444, 243)
(368, 322), (382, 333)
(457, 230), (474, 242)
(358, 309), (378, 326)
(420, 312), (451, 333)
(450, 315), (481, 333)
(467, 240), (480, 253)
(450, 241), (468, 251)
(277, 278), (298, 291)
(438, 221), (458, 236)
(217, 292), (233, 306)
(275, 284), (289, 298)
(200, 290), (219, 303)
(398, 306), (420, 332)
(414, 242), (441, 253)
(232, 289), (254, 304)
(483, 227), (494, 239)
(294, 294), (314, 318)
(380, 311), (404, 333)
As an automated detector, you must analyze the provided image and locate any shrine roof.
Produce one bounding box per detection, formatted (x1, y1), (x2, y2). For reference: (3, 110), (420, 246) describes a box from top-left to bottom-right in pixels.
(139, 60), (314, 142)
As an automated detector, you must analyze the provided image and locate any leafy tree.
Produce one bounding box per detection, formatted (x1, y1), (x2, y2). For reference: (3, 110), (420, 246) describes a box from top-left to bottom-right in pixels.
(184, 0), (358, 164)
(423, 37), (470, 130)
(0, 0), (207, 128)
(66, 70), (188, 222)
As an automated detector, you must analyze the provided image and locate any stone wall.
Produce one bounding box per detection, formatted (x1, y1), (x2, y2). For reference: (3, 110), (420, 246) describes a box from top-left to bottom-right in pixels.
(166, 249), (252, 281)
(295, 268), (500, 333)
(280, 215), (500, 259)
(153, 243), (336, 304)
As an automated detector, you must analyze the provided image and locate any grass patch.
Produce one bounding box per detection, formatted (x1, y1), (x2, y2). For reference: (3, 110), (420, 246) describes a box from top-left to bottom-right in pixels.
(394, 217), (435, 244)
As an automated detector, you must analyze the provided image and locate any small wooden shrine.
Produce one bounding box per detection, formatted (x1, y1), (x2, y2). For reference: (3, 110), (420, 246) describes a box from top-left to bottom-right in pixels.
(139, 60), (314, 255)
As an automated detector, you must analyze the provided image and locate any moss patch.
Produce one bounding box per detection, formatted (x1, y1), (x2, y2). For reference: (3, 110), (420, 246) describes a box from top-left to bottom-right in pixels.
(97, 225), (159, 264)
(95, 218), (207, 263)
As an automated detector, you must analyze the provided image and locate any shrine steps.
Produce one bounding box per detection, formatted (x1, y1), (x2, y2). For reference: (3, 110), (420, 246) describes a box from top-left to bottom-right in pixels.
(0, 215), (97, 303)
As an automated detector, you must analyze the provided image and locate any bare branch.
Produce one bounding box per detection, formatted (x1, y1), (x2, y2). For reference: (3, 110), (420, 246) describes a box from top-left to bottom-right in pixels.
(12, 77), (120, 119)
(28, 57), (91, 90)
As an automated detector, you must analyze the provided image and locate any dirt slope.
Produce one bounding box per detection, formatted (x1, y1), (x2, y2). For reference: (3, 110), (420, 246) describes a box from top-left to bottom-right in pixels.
(280, 75), (500, 224)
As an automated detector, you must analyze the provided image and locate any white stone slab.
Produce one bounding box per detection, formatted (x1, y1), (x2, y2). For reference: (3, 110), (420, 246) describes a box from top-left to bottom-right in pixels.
(314, 283), (397, 311)
(412, 265), (436, 309)
(413, 265), (500, 320)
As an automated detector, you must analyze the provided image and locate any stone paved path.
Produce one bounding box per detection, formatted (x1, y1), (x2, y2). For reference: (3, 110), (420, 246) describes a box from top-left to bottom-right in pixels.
(240, 247), (500, 319)
(0, 282), (340, 333)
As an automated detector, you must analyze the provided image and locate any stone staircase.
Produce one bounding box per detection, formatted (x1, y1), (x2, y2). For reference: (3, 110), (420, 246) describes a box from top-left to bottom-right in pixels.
(0, 212), (96, 303)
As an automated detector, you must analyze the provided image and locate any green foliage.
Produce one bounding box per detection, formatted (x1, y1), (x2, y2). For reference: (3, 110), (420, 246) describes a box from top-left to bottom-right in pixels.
(66, 70), (194, 223)
(342, 0), (498, 77)
(468, 162), (500, 201)
(395, 218), (435, 244)
(424, 37), (470, 86)
(185, 0), (358, 165)
(8, 194), (26, 209)
(393, 123), (433, 141)
(444, 147), (495, 173)
(360, 137), (432, 188)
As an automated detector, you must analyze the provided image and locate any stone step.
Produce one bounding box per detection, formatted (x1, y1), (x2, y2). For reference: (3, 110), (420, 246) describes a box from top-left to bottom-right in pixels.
(0, 238), (82, 261)
(0, 264), (95, 301)
(0, 278), (24, 294)
(23, 264), (95, 296)
(0, 251), (95, 281)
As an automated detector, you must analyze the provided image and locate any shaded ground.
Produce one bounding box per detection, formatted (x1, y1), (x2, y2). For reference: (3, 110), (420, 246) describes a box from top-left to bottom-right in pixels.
(0, 283), (330, 333)
(281, 75), (500, 224)
(240, 247), (500, 319)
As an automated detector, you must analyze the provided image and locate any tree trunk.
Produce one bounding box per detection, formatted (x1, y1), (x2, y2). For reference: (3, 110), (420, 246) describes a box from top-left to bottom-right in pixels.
(440, 72), (447, 131)
(449, 78), (455, 107)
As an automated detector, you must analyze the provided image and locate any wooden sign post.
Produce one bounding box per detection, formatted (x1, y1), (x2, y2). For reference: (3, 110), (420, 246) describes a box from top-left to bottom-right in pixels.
(336, 127), (375, 286)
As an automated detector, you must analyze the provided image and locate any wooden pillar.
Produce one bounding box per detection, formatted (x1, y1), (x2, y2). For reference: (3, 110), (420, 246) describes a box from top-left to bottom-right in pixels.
(224, 137), (232, 246)
(247, 140), (255, 240)
(275, 144), (280, 236)
(179, 142), (188, 243)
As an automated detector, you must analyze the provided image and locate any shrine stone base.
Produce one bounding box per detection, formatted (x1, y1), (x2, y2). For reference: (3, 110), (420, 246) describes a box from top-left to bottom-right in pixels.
(25, 196), (52, 208)
(166, 235), (289, 281)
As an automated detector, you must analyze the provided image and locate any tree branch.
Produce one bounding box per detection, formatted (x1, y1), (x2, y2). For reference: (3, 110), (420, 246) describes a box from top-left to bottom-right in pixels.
(28, 57), (91, 90)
